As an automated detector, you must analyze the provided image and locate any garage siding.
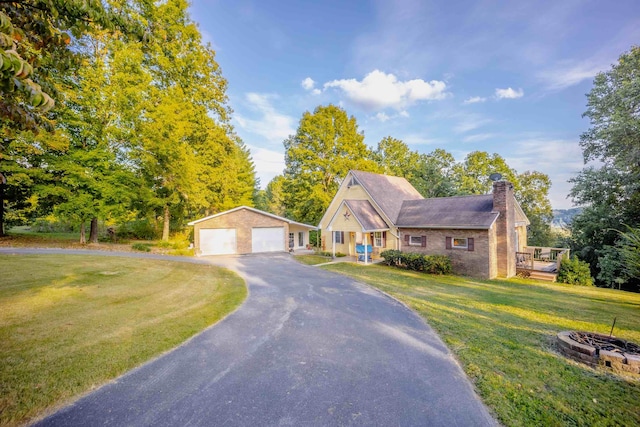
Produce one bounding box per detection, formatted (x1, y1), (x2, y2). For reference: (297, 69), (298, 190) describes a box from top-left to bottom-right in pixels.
(193, 208), (289, 255)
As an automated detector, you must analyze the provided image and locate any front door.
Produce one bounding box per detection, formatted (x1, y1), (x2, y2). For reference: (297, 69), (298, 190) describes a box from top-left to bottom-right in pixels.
(349, 232), (356, 256)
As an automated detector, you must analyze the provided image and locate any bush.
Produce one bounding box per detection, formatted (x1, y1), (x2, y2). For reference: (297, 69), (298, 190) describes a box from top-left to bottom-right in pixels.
(131, 243), (152, 252)
(116, 219), (159, 240)
(557, 257), (593, 286)
(381, 250), (452, 275)
(31, 217), (75, 233)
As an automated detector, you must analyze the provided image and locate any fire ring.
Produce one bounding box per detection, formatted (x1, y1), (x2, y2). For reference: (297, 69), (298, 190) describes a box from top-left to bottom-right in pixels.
(557, 331), (640, 376)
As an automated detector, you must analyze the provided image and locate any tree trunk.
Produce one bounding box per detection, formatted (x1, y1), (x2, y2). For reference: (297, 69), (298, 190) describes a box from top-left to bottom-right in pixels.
(79, 221), (86, 244)
(89, 217), (98, 243)
(162, 205), (170, 241)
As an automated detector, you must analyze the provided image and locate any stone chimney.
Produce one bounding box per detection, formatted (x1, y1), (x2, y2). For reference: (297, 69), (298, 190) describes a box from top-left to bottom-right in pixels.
(493, 181), (516, 278)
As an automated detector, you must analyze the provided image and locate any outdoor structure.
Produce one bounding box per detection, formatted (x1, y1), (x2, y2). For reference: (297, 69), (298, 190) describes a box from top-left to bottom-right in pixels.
(318, 170), (532, 279)
(188, 206), (316, 256)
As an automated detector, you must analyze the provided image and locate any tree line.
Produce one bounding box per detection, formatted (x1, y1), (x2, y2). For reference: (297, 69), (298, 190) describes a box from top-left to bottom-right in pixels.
(256, 104), (556, 247)
(0, 0), (256, 242)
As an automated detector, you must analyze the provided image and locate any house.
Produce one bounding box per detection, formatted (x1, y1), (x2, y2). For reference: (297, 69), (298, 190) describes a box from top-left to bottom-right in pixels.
(188, 206), (316, 256)
(318, 170), (530, 279)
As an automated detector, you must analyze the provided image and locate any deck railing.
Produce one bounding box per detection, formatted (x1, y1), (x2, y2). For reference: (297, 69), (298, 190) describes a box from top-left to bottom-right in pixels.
(517, 246), (570, 271)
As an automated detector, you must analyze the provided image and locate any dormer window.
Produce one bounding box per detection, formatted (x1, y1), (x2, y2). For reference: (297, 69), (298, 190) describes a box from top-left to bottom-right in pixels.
(348, 176), (360, 187)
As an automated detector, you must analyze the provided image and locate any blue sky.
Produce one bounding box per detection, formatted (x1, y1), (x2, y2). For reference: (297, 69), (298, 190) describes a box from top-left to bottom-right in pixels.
(189, 0), (640, 209)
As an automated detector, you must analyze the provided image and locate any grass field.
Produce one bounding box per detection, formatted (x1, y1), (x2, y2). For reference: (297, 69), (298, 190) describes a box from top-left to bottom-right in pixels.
(0, 255), (246, 426)
(0, 227), (193, 256)
(293, 254), (333, 265)
(323, 263), (640, 427)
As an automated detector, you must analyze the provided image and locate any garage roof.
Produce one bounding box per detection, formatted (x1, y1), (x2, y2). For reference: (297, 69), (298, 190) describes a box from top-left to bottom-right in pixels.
(187, 206), (318, 229)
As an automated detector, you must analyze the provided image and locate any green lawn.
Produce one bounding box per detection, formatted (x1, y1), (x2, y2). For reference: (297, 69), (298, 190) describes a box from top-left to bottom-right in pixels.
(322, 263), (640, 427)
(0, 255), (246, 427)
(293, 254), (333, 265)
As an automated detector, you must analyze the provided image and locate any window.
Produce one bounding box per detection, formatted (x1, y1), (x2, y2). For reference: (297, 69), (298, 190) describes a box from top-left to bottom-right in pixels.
(410, 236), (423, 246)
(289, 232), (294, 248)
(373, 231), (383, 247)
(334, 231), (344, 244)
(298, 232), (304, 247)
(446, 236), (475, 251)
(453, 238), (468, 249)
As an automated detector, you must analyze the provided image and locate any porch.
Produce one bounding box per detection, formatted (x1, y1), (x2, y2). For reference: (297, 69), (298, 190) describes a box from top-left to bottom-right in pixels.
(516, 246), (570, 281)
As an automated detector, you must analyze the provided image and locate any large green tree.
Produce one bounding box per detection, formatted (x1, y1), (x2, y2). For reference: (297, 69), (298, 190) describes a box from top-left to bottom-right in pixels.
(283, 104), (380, 224)
(453, 151), (554, 246)
(569, 46), (640, 290)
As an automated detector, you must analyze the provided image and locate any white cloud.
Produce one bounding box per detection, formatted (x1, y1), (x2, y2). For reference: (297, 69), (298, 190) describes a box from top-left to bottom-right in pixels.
(301, 77), (315, 91)
(234, 93), (295, 144)
(453, 116), (492, 134)
(376, 112), (390, 122)
(505, 138), (585, 209)
(495, 87), (524, 99)
(323, 69), (448, 111)
(463, 96), (486, 104)
(246, 145), (285, 189)
(538, 60), (605, 91)
(462, 133), (494, 143)
(373, 110), (410, 122)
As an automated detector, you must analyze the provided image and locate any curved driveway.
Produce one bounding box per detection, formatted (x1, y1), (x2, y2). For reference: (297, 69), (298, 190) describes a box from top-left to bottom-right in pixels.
(2, 249), (496, 426)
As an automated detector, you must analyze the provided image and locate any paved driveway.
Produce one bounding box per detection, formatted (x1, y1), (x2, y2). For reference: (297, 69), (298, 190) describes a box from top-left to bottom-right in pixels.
(13, 250), (496, 426)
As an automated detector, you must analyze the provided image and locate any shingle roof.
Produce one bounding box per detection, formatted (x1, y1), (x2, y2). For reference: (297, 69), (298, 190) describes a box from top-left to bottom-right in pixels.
(344, 200), (388, 231)
(351, 170), (423, 223)
(396, 195), (499, 229)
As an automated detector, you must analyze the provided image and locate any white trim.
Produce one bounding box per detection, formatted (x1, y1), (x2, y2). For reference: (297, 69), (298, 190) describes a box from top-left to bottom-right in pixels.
(452, 237), (468, 249)
(409, 235), (423, 246)
(188, 206), (317, 229)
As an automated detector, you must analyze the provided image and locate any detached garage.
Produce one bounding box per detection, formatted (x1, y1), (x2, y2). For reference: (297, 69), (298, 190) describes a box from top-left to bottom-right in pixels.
(188, 206), (317, 256)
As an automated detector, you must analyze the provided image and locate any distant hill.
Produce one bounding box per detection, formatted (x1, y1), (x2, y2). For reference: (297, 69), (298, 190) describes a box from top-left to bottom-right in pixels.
(552, 208), (582, 228)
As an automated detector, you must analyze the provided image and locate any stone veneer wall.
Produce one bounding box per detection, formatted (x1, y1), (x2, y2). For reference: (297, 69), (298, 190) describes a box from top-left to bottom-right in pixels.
(399, 228), (492, 279)
(193, 208), (289, 255)
(493, 181), (516, 278)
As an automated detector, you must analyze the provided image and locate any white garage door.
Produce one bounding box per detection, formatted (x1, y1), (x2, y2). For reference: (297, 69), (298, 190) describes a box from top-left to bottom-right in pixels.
(200, 228), (236, 255)
(252, 227), (285, 253)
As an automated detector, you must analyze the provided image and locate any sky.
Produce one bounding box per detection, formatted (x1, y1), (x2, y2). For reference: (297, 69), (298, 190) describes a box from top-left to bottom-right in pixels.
(188, 0), (640, 209)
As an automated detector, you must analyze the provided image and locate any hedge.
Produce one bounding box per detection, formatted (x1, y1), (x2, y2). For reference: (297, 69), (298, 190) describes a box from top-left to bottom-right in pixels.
(380, 250), (452, 275)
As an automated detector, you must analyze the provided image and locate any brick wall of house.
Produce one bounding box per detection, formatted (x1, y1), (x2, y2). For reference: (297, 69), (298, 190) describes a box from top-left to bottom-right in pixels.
(193, 208), (289, 254)
(493, 181), (516, 277)
(399, 228), (492, 279)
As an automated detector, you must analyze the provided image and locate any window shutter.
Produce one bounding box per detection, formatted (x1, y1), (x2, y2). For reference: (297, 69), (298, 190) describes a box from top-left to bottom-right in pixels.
(421, 235), (427, 247)
(404, 234), (410, 244)
(341, 231), (345, 244)
(446, 237), (452, 249)
(468, 238), (474, 251)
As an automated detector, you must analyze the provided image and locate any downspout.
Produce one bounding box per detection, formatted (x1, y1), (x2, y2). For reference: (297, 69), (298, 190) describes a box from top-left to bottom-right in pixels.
(387, 227), (400, 250)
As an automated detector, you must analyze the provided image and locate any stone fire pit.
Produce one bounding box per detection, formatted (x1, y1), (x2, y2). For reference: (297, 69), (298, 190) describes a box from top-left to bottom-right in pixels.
(557, 331), (640, 376)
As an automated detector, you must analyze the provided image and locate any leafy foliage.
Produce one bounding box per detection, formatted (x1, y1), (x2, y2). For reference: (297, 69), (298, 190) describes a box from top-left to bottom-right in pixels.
(283, 104), (380, 224)
(381, 250), (452, 274)
(569, 46), (640, 290)
(557, 257), (593, 286)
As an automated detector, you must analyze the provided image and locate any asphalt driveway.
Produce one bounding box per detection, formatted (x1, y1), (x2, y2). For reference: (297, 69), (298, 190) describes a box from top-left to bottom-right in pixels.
(9, 250), (497, 426)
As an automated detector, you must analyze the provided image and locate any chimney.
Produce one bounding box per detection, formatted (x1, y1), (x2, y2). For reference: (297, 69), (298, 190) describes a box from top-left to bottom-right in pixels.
(493, 181), (516, 278)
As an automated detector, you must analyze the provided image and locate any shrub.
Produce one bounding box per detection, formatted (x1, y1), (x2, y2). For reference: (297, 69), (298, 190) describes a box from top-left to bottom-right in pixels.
(557, 257), (593, 286)
(381, 249), (402, 266)
(117, 219), (159, 240)
(424, 255), (452, 275)
(31, 217), (75, 233)
(131, 243), (152, 252)
(381, 250), (452, 275)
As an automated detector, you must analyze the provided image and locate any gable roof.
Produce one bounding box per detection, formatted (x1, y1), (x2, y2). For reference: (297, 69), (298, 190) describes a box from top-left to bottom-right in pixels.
(344, 200), (388, 231)
(396, 194), (499, 229)
(187, 206), (317, 229)
(350, 170), (423, 223)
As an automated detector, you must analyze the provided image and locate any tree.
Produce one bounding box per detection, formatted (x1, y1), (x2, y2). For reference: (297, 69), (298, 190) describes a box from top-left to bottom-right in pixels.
(132, 0), (255, 240)
(569, 46), (640, 289)
(283, 104), (380, 224)
(263, 175), (287, 217)
(0, 1), (141, 134)
(453, 151), (554, 246)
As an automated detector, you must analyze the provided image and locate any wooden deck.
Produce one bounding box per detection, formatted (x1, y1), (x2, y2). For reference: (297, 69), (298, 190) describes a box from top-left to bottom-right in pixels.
(516, 246), (570, 281)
